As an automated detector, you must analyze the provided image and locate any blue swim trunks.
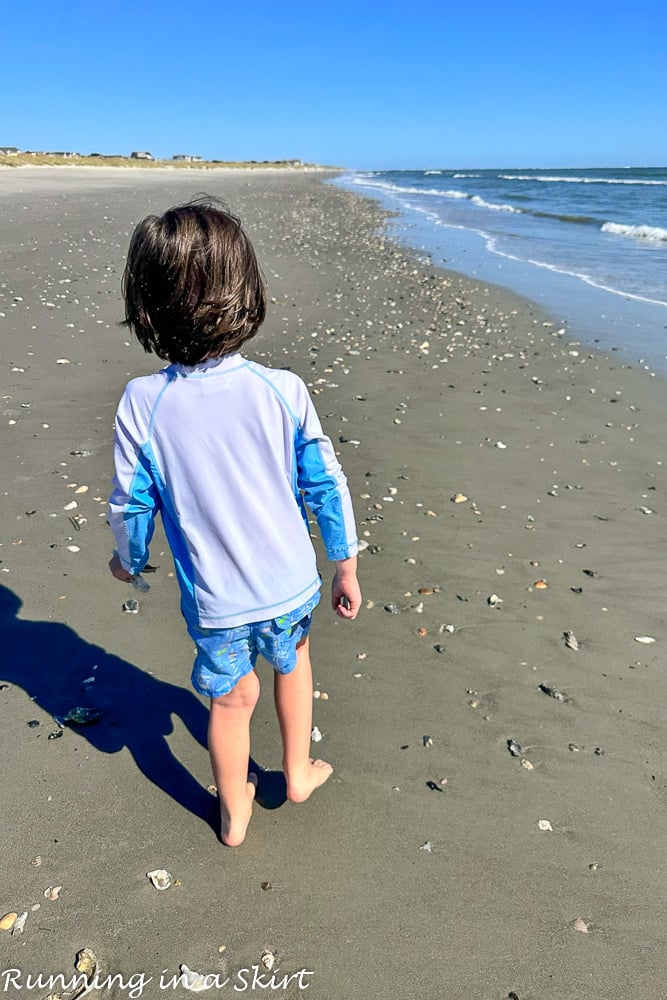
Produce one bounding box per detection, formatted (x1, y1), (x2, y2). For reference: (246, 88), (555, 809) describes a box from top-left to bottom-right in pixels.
(189, 592), (320, 698)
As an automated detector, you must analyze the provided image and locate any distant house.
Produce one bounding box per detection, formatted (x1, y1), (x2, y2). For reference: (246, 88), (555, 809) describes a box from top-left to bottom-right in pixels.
(47, 151), (79, 158)
(0, 146), (19, 155)
(131, 151), (154, 161)
(173, 154), (203, 162)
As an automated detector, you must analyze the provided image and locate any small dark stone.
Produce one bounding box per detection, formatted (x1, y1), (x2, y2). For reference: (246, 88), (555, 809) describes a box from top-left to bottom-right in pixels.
(27, 720), (40, 728)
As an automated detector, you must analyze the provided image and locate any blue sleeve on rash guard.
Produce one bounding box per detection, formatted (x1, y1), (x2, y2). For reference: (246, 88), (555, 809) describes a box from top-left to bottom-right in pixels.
(109, 451), (161, 573)
(108, 398), (161, 574)
(293, 386), (358, 561)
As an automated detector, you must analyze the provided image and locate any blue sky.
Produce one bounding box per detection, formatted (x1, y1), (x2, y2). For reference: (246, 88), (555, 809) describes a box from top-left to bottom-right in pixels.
(4, 0), (665, 168)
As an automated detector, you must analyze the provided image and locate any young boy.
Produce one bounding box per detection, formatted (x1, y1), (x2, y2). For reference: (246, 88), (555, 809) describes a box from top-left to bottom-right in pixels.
(108, 197), (361, 846)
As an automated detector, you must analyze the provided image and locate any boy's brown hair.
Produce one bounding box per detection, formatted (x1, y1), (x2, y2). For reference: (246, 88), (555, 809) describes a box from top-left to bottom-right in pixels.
(122, 196), (267, 364)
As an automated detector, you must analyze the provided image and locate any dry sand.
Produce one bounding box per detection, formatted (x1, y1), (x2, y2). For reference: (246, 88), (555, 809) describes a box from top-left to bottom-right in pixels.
(1, 168), (666, 999)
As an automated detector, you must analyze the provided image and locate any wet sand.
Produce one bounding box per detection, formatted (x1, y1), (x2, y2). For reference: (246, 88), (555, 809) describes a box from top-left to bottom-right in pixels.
(1, 167), (666, 999)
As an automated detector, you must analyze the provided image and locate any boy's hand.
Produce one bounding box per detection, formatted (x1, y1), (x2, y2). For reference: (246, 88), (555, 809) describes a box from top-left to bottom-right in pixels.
(332, 557), (362, 619)
(109, 552), (133, 583)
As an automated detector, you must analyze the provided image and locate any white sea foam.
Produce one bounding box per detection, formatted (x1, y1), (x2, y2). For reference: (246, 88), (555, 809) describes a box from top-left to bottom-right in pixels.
(348, 176), (470, 200)
(501, 174), (667, 186)
(471, 195), (519, 213)
(601, 222), (667, 242)
(453, 173), (481, 178)
(424, 170), (442, 175)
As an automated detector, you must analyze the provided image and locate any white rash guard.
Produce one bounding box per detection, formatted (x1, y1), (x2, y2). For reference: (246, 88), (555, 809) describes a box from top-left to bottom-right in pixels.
(108, 353), (358, 629)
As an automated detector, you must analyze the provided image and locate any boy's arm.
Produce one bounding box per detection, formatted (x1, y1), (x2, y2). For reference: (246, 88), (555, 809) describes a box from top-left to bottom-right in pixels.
(294, 386), (361, 617)
(108, 400), (161, 577)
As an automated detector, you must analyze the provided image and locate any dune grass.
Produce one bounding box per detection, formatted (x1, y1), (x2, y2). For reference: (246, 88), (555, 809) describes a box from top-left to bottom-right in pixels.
(0, 153), (327, 169)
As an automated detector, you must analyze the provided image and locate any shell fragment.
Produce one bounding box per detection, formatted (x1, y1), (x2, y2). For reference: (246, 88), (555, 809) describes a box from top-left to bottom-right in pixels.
(147, 869), (173, 891)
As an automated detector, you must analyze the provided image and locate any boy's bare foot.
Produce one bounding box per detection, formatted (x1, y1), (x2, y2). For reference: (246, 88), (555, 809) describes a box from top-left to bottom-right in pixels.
(220, 776), (257, 847)
(285, 758), (333, 803)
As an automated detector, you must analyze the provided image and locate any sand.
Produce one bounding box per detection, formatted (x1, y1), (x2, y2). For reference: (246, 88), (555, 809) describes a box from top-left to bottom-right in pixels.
(1, 167), (666, 999)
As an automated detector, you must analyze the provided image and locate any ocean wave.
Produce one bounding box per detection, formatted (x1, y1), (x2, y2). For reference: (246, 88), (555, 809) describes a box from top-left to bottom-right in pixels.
(533, 211), (597, 225)
(500, 174), (667, 186)
(347, 176), (472, 200)
(424, 170), (442, 175)
(471, 195), (519, 213)
(601, 222), (667, 242)
(453, 173), (481, 178)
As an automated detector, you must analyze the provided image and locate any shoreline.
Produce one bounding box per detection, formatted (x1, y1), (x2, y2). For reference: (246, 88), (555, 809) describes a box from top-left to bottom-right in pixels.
(333, 171), (667, 376)
(1, 169), (666, 999)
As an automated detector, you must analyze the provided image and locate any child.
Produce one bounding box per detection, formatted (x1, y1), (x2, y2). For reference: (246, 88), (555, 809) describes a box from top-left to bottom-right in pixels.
(108, 197), (361, 846)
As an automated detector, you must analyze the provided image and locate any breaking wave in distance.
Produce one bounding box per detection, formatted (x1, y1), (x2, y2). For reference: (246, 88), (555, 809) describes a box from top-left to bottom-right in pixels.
(601, 222), (667, 242)
(501, 174), (667, 186)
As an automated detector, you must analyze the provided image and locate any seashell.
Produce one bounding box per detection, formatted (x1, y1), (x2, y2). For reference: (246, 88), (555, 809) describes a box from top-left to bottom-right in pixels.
(261, 950), (276, 971)
(538, 683), (568, 702)
(44, 885), (62, 901)
(451, 493), (468, 503)
(31, 856), (42, 867)
(487, 594), (502, 607)
(564, 630), (579, 650)
(507, 739), (523, 757)
(426, 780), (443, 792)
(418, 587), (433, 595)
(11, 911), (28, 936)
(423, 736), (433, 748)
(495, 441), (507, 449)
(582, 569), (598, 578)
(320, 692), (328, 701)
(520, 758), (535, 771)
(0, 912), (18, 931)
(311, 726), (322, 743)
(260, 881), (273, 891)
(66, 545), (81, 553)
(538, 819), (553, 832)
(74, 485), (89, 494)
(534, 579), (549, 589)
(63, 706), (102, 725)
(147, 869), (173, 891)
(312, 690), (321, 699)
(417, 627), (427, 636)
(75, 948), (97, 975)
(63, 501), (78, 511)
(639, 506), (653, 514)
(634, 635), (656, 644)
(433, 644), (446, 653)
(122, 599), (139, 613)
(56, 358), (71, 364)
(179, 964), (209, 992)
(573, 917), (590, 934)
(419, 841), (433, 852)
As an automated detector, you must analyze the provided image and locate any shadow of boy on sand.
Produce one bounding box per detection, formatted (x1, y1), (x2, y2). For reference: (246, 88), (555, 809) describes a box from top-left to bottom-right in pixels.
(0, 585), (287, 824)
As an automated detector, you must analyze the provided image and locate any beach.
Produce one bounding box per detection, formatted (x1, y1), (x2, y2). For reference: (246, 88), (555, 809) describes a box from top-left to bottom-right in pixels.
(1, 167), (666, 999)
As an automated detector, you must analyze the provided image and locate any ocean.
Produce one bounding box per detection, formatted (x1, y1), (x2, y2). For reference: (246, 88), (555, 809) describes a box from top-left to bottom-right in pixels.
(332, 167), (667, 372)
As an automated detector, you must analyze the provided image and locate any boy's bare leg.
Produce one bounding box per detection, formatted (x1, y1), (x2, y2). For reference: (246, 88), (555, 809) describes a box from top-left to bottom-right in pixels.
(208, 669), (260, 846)
(274, 636), (333, 802)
